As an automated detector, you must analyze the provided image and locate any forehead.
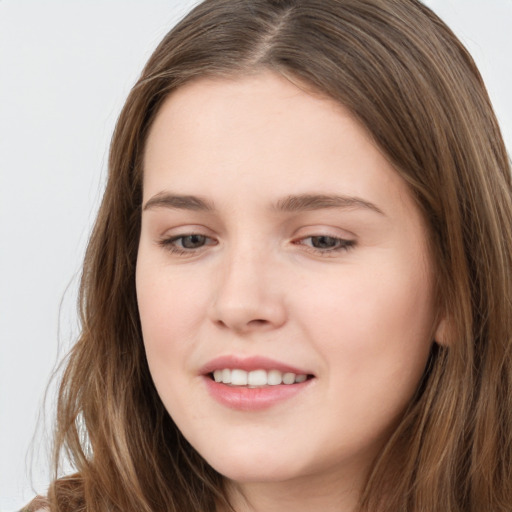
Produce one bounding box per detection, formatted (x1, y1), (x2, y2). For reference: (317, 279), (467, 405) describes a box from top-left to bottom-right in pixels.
(145, 72), (350, 158)
(142, 71), (415, 218)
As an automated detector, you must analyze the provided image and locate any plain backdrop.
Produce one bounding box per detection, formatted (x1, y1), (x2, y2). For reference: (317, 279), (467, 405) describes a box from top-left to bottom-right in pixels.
(0, 1), (511, 510)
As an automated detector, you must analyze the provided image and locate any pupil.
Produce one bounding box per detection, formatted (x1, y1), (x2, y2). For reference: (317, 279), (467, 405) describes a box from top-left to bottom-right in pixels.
(182, 234), (205, 249)
(311, 236), (337, 249)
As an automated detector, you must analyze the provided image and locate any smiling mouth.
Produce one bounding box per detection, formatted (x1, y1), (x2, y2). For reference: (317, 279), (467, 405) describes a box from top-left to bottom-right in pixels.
(210, 368), (314, 387)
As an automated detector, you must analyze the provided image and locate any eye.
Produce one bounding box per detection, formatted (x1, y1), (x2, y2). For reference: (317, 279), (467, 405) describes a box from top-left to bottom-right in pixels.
(310, 235), (343, 249)
(176, 234), (208, 249)
(158, 233), (217, 254)
(296, 235), (356, 254)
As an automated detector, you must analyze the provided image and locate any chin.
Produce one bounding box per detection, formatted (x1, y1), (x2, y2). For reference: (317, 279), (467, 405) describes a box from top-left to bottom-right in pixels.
(200, 447), (309, 484)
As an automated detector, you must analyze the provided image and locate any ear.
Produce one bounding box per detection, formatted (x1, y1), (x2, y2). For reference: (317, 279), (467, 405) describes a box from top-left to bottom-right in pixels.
(434, 315), (450, 346)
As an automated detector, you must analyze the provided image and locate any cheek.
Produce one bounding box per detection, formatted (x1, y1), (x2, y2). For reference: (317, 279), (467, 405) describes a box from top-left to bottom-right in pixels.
(136, 256), (208, 334)
(136, 262), (217, 438)
(136, 259), (207, 365)
(296, 258), (435, 390)
(136, 264), (206, 425)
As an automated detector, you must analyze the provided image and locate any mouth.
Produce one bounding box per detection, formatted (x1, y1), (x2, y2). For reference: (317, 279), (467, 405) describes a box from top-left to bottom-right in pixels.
(201, 356), (315, 410)
(209, 368), (313, 387)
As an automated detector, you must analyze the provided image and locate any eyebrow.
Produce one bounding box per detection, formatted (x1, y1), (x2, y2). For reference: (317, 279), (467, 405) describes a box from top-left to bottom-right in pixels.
(272, 194), (384, 215)
(143, 192), (384, 215)
(143, 192), (215, 212)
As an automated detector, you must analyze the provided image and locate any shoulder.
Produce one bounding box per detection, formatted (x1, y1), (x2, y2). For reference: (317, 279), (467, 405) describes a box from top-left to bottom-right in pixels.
(21, 474), (85, 512)
(19, 496), (50, 512)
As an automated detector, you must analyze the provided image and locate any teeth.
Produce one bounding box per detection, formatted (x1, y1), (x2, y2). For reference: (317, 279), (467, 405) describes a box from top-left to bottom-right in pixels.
(267, 369), (282, 386)
(248, 369), (267, 386)
(211, 368), (309, 387)
(282, 372), (295, 385)
(231, 369), (248, 386)
(222, 368), (231, 384)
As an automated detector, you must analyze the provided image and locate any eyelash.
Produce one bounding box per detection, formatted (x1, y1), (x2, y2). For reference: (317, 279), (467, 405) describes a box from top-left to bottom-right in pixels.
(158, 234), (356, 256)
(294, 235), (356, 255)
(158, 234), (217, 256)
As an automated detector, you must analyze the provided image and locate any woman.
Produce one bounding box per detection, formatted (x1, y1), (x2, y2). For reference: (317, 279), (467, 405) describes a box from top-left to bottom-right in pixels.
(25, 0), (512, 510)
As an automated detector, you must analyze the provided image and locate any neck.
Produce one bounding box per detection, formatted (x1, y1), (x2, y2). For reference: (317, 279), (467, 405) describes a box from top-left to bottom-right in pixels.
(217, 468), (362, 512)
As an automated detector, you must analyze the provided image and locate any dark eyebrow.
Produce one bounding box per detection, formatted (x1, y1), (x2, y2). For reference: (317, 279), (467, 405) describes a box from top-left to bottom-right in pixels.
(272, 194), (384, 215)
(143, 192), (215, 212)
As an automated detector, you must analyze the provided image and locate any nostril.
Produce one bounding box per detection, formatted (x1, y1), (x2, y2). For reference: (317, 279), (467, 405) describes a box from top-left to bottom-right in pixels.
(249, 319), (268, 325)
(213, 317), (273, 334)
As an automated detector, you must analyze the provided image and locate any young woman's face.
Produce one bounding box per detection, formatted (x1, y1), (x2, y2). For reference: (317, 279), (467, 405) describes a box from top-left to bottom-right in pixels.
(137, 72), (440, 491)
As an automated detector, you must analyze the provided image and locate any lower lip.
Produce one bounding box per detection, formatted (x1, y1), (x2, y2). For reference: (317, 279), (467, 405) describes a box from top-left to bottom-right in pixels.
(203, 376), (313, 411)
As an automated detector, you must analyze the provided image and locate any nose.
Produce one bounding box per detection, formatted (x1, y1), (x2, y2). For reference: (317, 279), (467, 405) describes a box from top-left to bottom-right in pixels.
(208, 245), (287, 334)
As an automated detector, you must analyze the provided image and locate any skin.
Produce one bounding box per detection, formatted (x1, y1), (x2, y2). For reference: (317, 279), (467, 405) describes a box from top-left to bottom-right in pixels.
(136, 71), (443, 512)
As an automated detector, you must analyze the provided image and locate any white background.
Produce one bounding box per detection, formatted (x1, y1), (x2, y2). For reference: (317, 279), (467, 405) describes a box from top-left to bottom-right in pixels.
(0, 1), (511, 510)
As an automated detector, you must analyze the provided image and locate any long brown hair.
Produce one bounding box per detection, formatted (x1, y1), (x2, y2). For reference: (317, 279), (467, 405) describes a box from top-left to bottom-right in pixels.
(44, 0), (512, 510)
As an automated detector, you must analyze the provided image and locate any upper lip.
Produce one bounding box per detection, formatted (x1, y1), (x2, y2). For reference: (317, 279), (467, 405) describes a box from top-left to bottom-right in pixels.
(200, 355), (313, 376)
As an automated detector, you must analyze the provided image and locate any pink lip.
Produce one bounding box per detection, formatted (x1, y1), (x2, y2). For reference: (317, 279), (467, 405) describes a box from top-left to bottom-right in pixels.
(203, 378), (313, 411)
(200, 355), (311, 375)
(200, 355), (314, 411)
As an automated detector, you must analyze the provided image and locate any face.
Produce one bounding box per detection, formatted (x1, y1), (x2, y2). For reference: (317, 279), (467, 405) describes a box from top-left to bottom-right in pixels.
(136, 72), (439, 492)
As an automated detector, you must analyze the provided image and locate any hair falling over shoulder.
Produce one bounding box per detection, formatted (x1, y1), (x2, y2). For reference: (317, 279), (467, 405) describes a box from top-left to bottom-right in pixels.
(42, 1), (512, 511)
